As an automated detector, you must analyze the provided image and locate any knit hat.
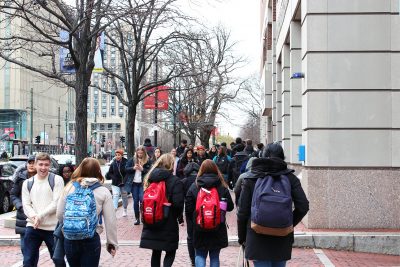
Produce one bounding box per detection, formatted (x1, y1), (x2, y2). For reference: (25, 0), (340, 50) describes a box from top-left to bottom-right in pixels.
(197, 145), (205, 151)
(115, 149), (124, 155)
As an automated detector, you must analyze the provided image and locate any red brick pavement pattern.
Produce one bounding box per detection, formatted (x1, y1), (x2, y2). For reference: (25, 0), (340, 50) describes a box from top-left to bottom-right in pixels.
(324, 249), (400, 267)
(1, 246), (400, 267)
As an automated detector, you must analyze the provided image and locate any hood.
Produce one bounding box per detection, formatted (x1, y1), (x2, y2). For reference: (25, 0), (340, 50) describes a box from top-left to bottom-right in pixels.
(143, 143), (153, 147)
(80, 177), (100, 187)
(196, 173), (221, 188)
(13, 164), (28, 182)
(148, 168), (172, 182)
(183, 162), (200, 176)
(250, 157), (294, 177)
(245, 157), (257, 172)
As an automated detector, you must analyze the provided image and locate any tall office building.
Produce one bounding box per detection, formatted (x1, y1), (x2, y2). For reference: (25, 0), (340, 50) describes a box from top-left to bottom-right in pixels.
(260, 0), (399, 228)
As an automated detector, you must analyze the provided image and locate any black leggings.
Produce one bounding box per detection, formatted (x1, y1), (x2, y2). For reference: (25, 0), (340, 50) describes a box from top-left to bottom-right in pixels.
(151, 250), (176, 267)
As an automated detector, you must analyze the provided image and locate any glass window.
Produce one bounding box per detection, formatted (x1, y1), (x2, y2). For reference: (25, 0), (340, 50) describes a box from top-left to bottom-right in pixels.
(108, 123), (113, 130)
(1, 164), (15, 177)
(100, 124), (105, 131)
(115, 124), (121, 130)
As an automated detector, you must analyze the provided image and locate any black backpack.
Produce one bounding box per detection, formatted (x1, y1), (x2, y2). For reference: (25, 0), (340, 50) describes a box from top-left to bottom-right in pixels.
(232, 155), (249, 184)
(215, 156), (229, 174)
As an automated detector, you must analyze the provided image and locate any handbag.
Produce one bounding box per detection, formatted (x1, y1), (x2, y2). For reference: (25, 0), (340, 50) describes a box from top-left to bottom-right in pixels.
(236, 245), (250, 267)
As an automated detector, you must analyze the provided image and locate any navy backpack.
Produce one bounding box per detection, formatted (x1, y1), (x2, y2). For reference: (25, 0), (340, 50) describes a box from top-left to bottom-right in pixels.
(250, 175), (294, 236)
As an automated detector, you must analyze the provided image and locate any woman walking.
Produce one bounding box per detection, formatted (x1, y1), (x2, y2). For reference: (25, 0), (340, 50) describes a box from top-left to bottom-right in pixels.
(140, 154), (184, 267)
(151, 147), (163, 163)
(106, 149), (128, 214)
(177, 148), (197, 178)
(185, 159), (234, 267)
(125, 146), (152, 225)
(57, 158), (117, 267)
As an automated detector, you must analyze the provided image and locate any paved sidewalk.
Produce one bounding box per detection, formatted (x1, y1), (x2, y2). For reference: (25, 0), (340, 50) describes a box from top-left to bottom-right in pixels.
(0, 198), (399, 266)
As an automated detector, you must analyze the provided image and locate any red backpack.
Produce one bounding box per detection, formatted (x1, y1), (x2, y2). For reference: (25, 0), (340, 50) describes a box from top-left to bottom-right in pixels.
(195, 187), (221, 231)
(142, 181), (169, 226)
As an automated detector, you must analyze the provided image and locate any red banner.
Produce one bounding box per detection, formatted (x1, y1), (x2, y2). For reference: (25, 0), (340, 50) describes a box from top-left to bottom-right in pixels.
(144, 86), (169, 110)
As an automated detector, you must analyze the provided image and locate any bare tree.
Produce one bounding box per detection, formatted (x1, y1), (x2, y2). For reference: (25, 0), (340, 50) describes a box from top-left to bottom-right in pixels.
(167, 26), (244, 147)
(94, 0), (197, 156)
(0, 0), (118, 163)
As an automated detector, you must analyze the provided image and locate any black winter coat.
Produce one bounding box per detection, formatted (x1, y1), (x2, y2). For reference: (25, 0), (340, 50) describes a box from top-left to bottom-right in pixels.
(237, 157), (309, 261)
(10, 165), (31, 234)
(124, 157), (152, 192)
(140, 168), (184, 251)
(185, 173), (234, 251)
(106, 157), (128, 186)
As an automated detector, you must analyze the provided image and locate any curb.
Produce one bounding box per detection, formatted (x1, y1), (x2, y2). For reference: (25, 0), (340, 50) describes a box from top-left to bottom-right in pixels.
(0, 233), (399, 256)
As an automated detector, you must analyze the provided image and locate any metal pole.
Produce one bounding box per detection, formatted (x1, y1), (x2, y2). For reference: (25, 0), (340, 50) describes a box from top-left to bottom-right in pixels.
(43, 124), (46, 146)
(154, 57), (158, 147)
(65, 111), (68, 151)
(30, 88), (33, 154)
(178, 85), (181, 144)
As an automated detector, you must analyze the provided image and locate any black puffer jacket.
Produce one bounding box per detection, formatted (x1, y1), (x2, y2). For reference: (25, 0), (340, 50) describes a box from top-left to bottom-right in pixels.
(185, 173), (234, 250)
(106, 157), (128, 186)
(237, 157), (309, 261)
(10, 165), (32, 234)
(140, 168), (184, 251)
(182, 162), (200, 194)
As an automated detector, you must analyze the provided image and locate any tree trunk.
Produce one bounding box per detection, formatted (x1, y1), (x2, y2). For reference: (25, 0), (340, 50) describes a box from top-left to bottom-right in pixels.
(74, 73), (89, 165)
(199, 125), (213, 149)
(126, 104), (137, 158)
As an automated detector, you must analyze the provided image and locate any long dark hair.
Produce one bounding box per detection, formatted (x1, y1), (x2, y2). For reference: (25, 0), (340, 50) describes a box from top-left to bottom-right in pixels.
(181, 148), (194, 163)
(196, 159), (227, 188)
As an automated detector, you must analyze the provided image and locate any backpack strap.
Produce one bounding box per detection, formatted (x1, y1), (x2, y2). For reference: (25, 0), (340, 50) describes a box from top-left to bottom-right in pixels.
(88, 182), (103, 224)
(28, 173), (56, 193)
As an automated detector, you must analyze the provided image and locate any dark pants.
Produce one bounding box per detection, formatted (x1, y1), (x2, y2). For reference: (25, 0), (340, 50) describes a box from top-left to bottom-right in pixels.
(151, 250), (176, 267)
(132, 182), (143, 218)
(186, 216), (195, 265)
(64, 233), (101, 267)
(23, 227), (54, 267)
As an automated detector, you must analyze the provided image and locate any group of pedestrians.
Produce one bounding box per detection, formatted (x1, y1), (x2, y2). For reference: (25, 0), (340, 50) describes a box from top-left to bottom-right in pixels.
(9, 136), (309, 267)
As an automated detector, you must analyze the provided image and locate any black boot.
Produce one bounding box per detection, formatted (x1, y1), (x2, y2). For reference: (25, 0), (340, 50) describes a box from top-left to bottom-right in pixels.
(134, 212), (140, 225)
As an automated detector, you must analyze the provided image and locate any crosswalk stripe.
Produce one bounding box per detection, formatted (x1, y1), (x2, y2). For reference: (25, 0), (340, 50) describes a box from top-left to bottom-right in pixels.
(313, 249), (335, 267)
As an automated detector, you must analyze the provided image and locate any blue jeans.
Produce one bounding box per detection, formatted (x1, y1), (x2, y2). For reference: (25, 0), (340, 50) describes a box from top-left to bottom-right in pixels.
(23, 227), (54, 267)
(131, 182), (143, 217)
(195, 249), (220, 267)
(111, 185), (128, 209)
(64, 233), (101, 267)
(253, 260), (286, 267)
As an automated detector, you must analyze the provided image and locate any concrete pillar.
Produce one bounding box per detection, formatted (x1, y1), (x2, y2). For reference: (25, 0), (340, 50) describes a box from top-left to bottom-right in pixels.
(300, 0), (400, 228)
(289, 21), (302, 165)
(281, 44), (291, 160)
(275, 62), (282, 142)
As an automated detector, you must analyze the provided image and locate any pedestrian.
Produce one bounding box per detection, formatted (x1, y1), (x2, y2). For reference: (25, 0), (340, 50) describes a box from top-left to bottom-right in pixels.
(176, 148), (197, 179)
(181, 161), (200, 266)
(196, 145), (208, 165)
(220, 142), (231, 158)
(170, 148), (179, 176)
(231, 137), (243, 157)
(254, 143), (264, 158)
(21, 153), (65, 267)
(213, 146), (232, 183)
(125, 146), (152, 225)
(57, 158), (118, 267)
(229, 142), (236, 157)
(244, 139), (255, 156)
(140, 154), (184, 267)
(237, 142), (309, 267)
(234, 157), (256, 205)
(185, 159), (234, 267)
(151, 147), (163, 163)
(58, 164), (74, 185)
(176, 139), (187, 157)
(228, 143), (249, 189)
(144, 138), (155, 158)
(10, 155), (37, 262)
(208, 145), (218, 160)
(106, 149), (128, 214)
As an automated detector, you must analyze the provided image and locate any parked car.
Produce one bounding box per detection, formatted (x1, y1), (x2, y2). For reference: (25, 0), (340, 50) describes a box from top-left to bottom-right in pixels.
(51, 154), (76, 166)
(0, 162), (17, 213)
(9, 155), (59, 174)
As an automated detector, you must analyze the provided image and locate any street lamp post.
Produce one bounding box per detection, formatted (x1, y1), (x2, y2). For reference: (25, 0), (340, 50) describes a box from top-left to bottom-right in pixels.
(43, 123), (53, 146)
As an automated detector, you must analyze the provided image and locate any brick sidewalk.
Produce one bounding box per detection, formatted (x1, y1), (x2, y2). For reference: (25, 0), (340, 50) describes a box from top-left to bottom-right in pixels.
(2, 245), (399, 267)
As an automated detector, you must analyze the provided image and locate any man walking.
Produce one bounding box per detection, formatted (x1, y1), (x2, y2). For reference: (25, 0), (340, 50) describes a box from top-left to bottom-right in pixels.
(22, 153), (64, 267)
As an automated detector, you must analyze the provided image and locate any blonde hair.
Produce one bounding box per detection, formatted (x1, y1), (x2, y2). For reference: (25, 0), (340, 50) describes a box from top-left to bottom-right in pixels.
(70, 158), (104, 184)
(135, 145), (149, 165)
(143, 153), (175, 189)
(196, 159), (228, 188)
(35, 152), (51, 162)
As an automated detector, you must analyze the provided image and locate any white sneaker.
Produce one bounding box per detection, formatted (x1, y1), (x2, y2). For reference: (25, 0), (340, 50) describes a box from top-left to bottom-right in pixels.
(122, 209), (127, 217)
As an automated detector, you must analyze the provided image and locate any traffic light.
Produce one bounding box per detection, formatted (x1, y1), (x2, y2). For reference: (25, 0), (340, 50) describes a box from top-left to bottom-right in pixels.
(101, 135), (106, 143)
(35, 135), (41, 144)
(120, 136), (125, 144)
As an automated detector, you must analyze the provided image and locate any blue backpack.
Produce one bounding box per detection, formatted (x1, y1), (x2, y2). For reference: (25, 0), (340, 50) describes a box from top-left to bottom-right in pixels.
(250, 175), (294, 236)
(63, 182), (102, 240)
